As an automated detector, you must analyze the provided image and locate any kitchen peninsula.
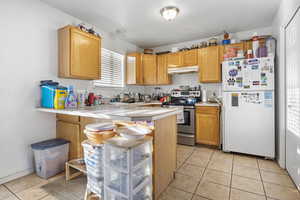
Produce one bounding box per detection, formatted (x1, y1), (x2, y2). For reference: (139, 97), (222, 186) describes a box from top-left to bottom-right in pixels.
(38, 104), (180, 199)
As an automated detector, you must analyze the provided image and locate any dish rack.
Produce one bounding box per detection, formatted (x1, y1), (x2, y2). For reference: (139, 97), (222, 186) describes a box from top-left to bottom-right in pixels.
(103, 136), (153, 200)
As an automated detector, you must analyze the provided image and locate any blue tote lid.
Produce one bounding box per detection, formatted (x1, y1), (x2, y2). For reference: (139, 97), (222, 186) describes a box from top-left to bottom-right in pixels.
(31, 138), (70, 150)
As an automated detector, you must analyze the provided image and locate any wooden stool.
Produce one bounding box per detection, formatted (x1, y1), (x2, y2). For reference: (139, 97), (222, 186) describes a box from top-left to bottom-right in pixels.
(84, 188), (101, 200)
(65, 159), (86, 181)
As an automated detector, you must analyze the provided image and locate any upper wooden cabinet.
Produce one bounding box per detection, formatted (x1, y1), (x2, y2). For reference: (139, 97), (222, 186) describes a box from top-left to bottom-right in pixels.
(196, 106), (220, 146)
(157, 54), (171, 85)
(167, 50), (198, 67)
(58, 25), (101, 80)
(167, 52), (182, 67)
(219, 42), (244, 63)
(126, 53), (143, 85)
(181, 49), (198, 66)
(142, 54), (157, 85)
(198, 46), (221, 83)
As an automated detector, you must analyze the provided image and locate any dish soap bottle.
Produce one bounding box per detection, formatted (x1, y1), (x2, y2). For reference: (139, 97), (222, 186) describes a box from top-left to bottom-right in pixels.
(65, 85), (77, 109)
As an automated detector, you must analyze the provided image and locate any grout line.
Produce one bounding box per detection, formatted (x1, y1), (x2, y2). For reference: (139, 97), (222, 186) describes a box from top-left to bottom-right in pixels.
(191, 148), (215, 199)
(3, 184), (22, 200)
(228, 153), (234, 200)
(257, 158), (268, 199)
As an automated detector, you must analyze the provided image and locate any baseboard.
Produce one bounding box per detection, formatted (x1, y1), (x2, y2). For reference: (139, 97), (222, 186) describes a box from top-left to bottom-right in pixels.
(0, 168), (34, 184)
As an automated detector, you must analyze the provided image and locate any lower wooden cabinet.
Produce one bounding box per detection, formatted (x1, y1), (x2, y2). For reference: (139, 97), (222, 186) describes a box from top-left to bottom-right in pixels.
(56, 120), (81, 160)
(196, 106), (220, 146)
(56, 114), (111, 160)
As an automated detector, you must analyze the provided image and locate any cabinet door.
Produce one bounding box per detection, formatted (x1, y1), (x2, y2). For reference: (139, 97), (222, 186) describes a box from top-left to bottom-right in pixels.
(182, 49), (198, 66)
(142, 54), (157, 85)
(167, 52), (182, 67)
(196, 107), (220, 146)
(199, 46), (221, 83)
(70, 28), (100, 79)
(157, 54), (171, 85)
(56, 121), (80, 160)
(126, 53), (143, 84)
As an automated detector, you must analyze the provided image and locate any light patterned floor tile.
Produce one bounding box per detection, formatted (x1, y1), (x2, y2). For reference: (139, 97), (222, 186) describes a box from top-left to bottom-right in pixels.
(232, 175), (264, 195)
(211, 151), (233, 162)
(4, 174), (48, 194)
(261, 171), (295, 188)
(230, 188), (266, 200)
(170, 173), (199, 193)
(258, 160), (287, 175)
(159, 187), (193, 200)
(0, 185), (15, 199)
(177, 164), (205, 179)
(207, 160), (232, 173)
(16, 185), (49, 200)
(234, 155), (258, 168)
(196, 180), (230, 200)
(192, 195), (210, 200)
(264, 182), (300, 200)
(233, 165), (261, 180)
(186, 154), (210, 167)
(201, 169), (231, 186)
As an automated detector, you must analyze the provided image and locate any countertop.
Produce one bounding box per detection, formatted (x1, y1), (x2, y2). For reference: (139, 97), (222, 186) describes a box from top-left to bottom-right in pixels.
(195, 102), (221, 107)
(37, 103), (180, 121)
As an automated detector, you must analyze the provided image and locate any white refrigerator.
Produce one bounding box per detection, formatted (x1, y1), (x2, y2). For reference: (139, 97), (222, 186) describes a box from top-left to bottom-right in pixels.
(222, 57), (275, 158)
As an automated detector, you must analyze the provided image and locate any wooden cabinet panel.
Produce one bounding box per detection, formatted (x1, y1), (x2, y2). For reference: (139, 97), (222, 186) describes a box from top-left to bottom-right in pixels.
(196, 106), (220, 146)
(126, 53), (143, 85)
(58, 25), (101, 80)
(56, 120), (80, 160)
(167, 52), (182, 67)
(142, 54), (157, 85)
(157, 54), (171, 85)
(182, 49), (198, 66)
(56, 114), (80, 123)
(198, 46), (221, 83)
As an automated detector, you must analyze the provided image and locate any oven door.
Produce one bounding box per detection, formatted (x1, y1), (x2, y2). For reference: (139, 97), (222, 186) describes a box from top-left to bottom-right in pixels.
(178, 107), (195, 133)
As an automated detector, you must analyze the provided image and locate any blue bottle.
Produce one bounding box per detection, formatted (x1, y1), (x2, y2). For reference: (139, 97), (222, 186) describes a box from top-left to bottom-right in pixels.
(65, 85), (77, 109)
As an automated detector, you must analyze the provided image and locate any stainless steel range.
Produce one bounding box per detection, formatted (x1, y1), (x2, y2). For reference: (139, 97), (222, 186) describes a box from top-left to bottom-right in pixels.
(162, 90), (201, 146)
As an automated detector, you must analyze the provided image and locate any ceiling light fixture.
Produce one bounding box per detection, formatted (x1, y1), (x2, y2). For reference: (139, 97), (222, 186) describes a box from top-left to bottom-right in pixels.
(160, 6), (179, 21)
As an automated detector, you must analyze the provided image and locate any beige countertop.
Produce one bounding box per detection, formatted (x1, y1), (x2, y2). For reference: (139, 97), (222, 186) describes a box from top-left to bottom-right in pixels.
(195, 102), (221, 107)
(37, 103), (179, 121)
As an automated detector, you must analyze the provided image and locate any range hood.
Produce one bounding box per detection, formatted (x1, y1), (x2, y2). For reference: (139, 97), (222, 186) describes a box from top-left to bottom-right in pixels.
(168, 65), (199, 74)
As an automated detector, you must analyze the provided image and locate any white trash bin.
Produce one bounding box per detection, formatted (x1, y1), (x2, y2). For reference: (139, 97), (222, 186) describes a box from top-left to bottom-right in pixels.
(31, 138), (70, 179)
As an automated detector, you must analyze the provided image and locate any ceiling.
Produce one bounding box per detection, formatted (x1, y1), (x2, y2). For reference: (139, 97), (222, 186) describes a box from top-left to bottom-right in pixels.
(42, 0), (281, 48)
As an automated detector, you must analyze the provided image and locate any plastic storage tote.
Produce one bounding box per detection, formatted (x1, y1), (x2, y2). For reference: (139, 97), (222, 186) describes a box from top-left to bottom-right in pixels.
(31, 138), (69, 179)
(82, 140), (104, 198)
(104, 136), (153, 200)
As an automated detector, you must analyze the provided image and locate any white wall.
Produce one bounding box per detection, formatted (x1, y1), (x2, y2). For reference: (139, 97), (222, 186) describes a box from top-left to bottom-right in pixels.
(272, 0), (300, 168)
(145, 27), (273, 98)
(0, 0), (141, 183)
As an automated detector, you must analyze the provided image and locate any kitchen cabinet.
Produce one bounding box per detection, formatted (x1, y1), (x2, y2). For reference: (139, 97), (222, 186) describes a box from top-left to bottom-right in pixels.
(58, 25), (101, 80)
(196, 106), (220, 146)
(198, 46), (221, 83)
(167, 52), (182, 67)
(181, 49), (198, 66)
(126, 53), (143, 85)
(56, 114), (110, 160)
(157, 54), (172, 85)
(219, 42), (244, 63)
(142, 54), (157, 85)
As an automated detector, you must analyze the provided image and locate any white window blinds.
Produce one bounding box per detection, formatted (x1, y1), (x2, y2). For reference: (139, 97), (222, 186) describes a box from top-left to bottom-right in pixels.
(94, 48), (124, 87)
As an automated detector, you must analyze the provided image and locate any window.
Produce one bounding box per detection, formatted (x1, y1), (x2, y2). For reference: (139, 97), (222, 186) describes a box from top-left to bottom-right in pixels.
(94, 48), (124, 87)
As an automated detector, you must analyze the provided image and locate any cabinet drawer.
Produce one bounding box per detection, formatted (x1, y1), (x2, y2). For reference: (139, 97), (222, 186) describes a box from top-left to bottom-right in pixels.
(56, 114), (80, 123)
(196, 106), (219, 114)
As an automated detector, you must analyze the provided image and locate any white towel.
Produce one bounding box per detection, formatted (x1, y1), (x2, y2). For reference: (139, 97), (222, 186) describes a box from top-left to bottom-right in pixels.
(173, 106), (185, 124)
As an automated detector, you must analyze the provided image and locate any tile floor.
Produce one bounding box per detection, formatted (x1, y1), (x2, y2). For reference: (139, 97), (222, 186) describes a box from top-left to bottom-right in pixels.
(0, 145), (299, 200)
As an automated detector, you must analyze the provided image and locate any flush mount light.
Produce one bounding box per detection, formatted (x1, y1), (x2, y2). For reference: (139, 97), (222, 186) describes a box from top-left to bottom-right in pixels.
(160, 6), (180, 21)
